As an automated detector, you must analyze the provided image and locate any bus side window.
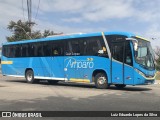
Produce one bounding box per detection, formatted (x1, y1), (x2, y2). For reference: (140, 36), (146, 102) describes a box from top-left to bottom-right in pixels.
(112, 44), (124, 62)
(51, 41), (64, 56)
(86, 36), (107, 56)
(43, 41), (52, 56)
(125, 41), (133, 66)
(37, 43), (43, 56)
(33, 43), (43, 57)
(2, 46), (5, 57)
(15, 45), (21, 57)
(22, 44), (29, 57)
(66, 39), (81, 56)
(28, 44), (35, 57)
(3, 45), (8, 57)
(71, 40), (80, 55)
(53, 47), (59, 55)
(9, 45), (14, 58)
(65, 41), (72, 56)
(81, 40), (87, 55)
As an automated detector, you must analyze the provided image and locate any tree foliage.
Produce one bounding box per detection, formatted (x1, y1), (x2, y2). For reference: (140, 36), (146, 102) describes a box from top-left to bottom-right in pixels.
(6, 20), (61, 42)
(154, 46), (160, 70)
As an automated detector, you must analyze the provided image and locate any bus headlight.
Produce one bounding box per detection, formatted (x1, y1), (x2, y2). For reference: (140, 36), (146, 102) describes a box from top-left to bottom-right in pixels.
(135, 68), (146, 77)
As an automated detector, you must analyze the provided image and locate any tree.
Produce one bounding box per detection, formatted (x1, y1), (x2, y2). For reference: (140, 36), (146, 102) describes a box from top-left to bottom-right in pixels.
(154, 46), (160, 70)
(42, 30), (62, 38)
(154, 46), (160, 57)
(6, 20), (61, 42)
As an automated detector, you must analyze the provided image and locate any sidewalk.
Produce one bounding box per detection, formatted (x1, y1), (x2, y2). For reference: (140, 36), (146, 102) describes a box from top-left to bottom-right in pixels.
(155, 80), (160, 84)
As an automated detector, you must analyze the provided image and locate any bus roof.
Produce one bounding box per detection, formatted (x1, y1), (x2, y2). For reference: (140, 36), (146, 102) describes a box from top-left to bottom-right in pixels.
(3, 31), (136, 45)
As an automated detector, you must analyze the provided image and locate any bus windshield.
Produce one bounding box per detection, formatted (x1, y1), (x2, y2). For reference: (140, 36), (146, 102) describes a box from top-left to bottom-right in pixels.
(133, 37), (155, 70)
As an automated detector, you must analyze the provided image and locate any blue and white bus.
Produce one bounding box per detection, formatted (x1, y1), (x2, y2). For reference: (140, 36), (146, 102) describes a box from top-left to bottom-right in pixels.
(1, 31), (156, 89)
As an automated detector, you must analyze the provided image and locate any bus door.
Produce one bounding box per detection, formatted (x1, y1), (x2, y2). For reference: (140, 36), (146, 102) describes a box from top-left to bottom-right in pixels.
(123, 41), (134, 85)
(111, 42), (125, 84)
(111, 41), (134, 84)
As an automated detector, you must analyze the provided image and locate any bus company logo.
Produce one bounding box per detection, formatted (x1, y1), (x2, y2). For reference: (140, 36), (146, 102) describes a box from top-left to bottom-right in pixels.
(65, 57), (94, 69)
(1, 112), (42, 118)
(2, 112), (11, 117)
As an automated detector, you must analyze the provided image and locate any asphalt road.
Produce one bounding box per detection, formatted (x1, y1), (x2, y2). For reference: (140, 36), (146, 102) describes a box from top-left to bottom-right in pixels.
(0, 73), (160, 120)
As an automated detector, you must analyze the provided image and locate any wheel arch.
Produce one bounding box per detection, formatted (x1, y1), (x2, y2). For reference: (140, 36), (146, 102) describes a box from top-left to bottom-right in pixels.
(25, 68), (34, 77)
(92, 69), (108, 83)
(25, 68), (39, 83)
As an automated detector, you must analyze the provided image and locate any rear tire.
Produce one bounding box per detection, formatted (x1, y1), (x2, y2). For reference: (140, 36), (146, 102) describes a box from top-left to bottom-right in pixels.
(95, 72), (108, 89)
(25, 70), (38, 83)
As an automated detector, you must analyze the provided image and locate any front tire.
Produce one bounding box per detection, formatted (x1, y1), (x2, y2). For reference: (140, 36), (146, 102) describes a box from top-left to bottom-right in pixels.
(95, 73), (108, 89)
(25, 70), (37, 83)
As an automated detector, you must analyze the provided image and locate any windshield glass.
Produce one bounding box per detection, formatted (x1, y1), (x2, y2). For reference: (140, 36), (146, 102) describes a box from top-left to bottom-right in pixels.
(133, 37), (155, 70)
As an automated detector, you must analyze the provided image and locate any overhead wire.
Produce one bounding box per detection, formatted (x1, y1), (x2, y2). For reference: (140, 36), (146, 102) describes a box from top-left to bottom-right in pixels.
(30, 0), (32, 23)
(34, 0), (40, 22)
(22, 0), (25, 21)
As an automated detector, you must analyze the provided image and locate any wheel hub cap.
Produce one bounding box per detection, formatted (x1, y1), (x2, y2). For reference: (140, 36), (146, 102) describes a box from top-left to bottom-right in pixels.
(27, 74), (32, 81)
(98, 77), (106, 85)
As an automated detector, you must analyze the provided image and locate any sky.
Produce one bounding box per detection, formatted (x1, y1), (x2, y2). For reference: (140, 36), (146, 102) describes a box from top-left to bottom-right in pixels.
(1, 0), (160, 48)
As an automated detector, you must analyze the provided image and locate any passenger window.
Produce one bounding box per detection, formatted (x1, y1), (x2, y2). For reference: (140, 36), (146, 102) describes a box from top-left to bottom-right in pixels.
(33, 43), (43, 57)
(65, 41), (72, 56)
(43, 42), (52, 56)
(105, 35), (127, 50)
(15, 45), (21, 57)
(22, 44), (29, 57)
(3, 45), (10, 58)
(70, 40), (80, 55)
(125, 41), (133, 66)
(80, 40), (87, 55)
(65, 36), (107, 57)
(112, 43), (124, 62)
(111, 41), (133, 66)
(28, 44), (35, 57)
(52, 41), (64, 56)
(9, 45), (15, 58)
(37, 43), (43, 56)
(65, 39), (81, 56)
(87, 40), (99, 55)
(2, 46), (5, 57)
(86, 36), (107, 57)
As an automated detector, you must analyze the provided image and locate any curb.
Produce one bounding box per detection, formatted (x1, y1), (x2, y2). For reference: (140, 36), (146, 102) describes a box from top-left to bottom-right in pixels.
(154, 81), (160, 84)
(154, 83), (160, 84)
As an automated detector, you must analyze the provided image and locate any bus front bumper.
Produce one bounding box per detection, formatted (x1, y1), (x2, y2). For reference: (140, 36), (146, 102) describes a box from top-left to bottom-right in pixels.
(144, 80), (155, 85)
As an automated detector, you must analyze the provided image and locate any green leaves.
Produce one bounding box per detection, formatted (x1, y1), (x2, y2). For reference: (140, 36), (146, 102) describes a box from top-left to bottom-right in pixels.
(6, 20), (60, 42)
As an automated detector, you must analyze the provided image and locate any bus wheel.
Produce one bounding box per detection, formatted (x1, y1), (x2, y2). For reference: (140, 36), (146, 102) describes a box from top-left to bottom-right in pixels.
(48, 80), (59, 85)
(95, 73), (108, 89)
(115, 84), (126, 89)
(25, 70), (36, 83)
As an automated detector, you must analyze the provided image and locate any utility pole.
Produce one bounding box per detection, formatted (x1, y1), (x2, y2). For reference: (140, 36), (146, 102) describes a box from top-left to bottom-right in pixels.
(27, 0), (32, 38)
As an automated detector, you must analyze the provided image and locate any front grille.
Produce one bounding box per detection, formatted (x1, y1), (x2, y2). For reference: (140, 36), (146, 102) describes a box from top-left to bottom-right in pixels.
(145, 75), (154, 78)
